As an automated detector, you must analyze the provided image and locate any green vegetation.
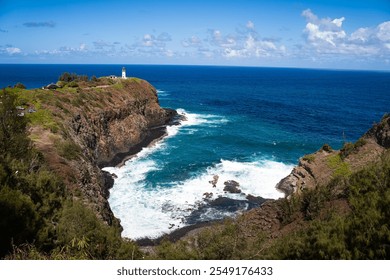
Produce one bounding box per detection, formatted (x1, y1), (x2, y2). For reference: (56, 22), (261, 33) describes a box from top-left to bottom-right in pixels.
(340, 138), (367, 159)
(59, 72), (88, 83)
(302, 154), (315, 163)
(152, 220), (266, 260)
(14, 83), (26, 89)
(267, 152), (390, 259)
(0, 90), (141, 259)
(321, 143), (333, 152)
(327, 154), (351, 178)
(54, 139), (82, 160)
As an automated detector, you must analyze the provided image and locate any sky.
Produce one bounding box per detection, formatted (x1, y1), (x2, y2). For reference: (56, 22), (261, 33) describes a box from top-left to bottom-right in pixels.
(1, 0), (390, 70)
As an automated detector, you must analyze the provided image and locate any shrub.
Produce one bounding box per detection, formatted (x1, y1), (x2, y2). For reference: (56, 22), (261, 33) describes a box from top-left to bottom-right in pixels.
(340, 138), (367, 159)
(14, 82), (26, 89)
(0, 187), (39, 256)
(56, 200), (141, 259)
(302, 154), (315, 163)
(321, 143), (333, 152)
(67, 81), (79, 88)
(55, 139), (81, 160)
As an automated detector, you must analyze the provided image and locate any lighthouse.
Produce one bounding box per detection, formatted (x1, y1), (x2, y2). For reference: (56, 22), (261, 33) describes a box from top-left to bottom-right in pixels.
(122, 67), (126, 79)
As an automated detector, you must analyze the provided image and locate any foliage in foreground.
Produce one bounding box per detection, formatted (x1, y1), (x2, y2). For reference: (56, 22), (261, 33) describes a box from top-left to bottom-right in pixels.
(0, 90), (141, 259)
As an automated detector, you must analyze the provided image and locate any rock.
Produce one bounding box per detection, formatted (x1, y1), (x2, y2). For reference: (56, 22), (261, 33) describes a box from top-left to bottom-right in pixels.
(223, 180), (241, 193)
(203, 192), (213, 199)
(209, 175), (219, 188)
(246, 194), (267, 206)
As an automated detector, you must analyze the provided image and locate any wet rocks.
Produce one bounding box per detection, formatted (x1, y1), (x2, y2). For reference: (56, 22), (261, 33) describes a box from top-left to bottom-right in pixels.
(223, 180), (241, 193)
(209, 175), (219, 188)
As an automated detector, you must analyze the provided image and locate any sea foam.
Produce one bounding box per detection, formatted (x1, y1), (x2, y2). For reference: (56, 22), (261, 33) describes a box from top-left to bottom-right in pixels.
(105, 109), (293, 240)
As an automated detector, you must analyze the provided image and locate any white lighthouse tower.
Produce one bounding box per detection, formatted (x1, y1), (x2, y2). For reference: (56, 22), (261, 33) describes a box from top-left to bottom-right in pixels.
(122, 67), (127, 79)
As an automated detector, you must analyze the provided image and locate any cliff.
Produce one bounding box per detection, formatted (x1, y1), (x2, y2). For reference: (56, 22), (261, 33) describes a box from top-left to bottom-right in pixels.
(24, 77), (176, 225)
(276, 115), (390, 196)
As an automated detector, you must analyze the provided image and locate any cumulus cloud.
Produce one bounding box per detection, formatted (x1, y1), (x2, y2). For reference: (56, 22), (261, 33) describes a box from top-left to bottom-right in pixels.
(0, 45), (22, 55)
(302, 9), (390, 58)
(6, 47), (22, 55)
(205, 23), (286, 59)
(127, 32), (175, 58)
(141, 32), (172, 48)
(179, 21), (287, 61)
(181, 36), (202, 48)
(34, 43), (87, 57)
(302, 9), (346, 47)
(23, 21), (56, 28)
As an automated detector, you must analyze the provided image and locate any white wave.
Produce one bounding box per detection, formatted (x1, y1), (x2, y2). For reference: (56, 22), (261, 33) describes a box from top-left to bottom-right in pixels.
(177, 108), (229, 127)
(107, 157), (293, 240)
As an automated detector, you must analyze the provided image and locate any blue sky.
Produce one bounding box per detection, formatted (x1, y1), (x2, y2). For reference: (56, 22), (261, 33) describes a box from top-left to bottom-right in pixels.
(1, 0), (389, 69)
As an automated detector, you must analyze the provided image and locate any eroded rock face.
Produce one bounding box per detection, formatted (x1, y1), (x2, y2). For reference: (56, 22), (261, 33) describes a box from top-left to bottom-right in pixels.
(364, 115), (390, 148)
(276, 116), (390, 197)
(69, 85), (175, 167)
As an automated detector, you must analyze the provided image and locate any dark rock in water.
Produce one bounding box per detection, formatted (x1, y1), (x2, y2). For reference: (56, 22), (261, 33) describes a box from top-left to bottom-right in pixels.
(246, 194), (267, 206)
(203, 192), (213, 200)
(223, 180), (241, 193)
(210, 197), (246, 209)
(209, 175), (219, 188)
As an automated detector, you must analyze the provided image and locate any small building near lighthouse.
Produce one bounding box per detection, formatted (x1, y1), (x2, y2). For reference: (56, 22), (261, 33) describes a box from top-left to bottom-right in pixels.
(122, 67), (127, 79)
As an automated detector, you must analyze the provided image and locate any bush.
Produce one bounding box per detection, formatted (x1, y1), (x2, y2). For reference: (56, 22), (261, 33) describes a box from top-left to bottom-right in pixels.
(56, 200), (141, 259)
(0, 187), (39, 256)
(340, 138), (367, 159)
(321, 143), (333, 152)
(55, 139), (81, 160)
(14, 83), (26, 89)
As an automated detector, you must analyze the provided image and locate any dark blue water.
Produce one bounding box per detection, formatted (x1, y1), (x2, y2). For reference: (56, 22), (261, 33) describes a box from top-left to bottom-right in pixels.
(2, 64), (389, 238)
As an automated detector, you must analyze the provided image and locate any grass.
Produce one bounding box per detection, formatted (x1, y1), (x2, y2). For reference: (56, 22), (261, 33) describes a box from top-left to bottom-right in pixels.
(327, 154), (351, 178)
(302, 154), (315, 163)
(26, 108), (59, 133)
(54, 139), (82, 161)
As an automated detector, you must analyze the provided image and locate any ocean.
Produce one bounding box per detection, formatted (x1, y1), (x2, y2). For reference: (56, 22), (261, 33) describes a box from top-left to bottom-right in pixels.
(1, 64), (389, 239)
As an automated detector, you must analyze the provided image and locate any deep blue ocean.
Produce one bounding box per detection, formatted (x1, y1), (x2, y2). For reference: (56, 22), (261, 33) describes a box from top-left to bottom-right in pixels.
(1, 64), (389, 239)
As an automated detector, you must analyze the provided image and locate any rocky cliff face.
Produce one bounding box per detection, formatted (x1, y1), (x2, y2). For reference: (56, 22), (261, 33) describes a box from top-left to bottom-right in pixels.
(29, 78), (176, 226)
(276, 115), (390, 197)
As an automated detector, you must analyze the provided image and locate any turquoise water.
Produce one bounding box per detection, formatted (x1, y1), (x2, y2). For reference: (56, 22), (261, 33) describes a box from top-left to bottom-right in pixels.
(1, 65), (389, 239)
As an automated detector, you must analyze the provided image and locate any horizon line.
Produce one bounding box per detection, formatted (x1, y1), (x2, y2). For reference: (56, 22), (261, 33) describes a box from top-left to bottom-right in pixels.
(0, 63), (389, 73)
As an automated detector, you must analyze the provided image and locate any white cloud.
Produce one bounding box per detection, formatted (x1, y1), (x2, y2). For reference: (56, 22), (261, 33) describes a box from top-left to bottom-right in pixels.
(6, 47), (21, 55)
(302, 9), (390, 59)
(377, 21), (390, 42)
(350, 28), (371, 43)
(142, 34), (154, 47)
(182, 36), (202, 48)
(205, 24), (286, 60)
(127, 32), (175, 58)
(302, 9), (346, 47)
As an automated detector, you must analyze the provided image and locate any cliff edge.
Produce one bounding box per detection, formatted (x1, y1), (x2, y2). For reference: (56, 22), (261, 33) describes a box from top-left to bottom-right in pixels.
(23, 77), (176, 225)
